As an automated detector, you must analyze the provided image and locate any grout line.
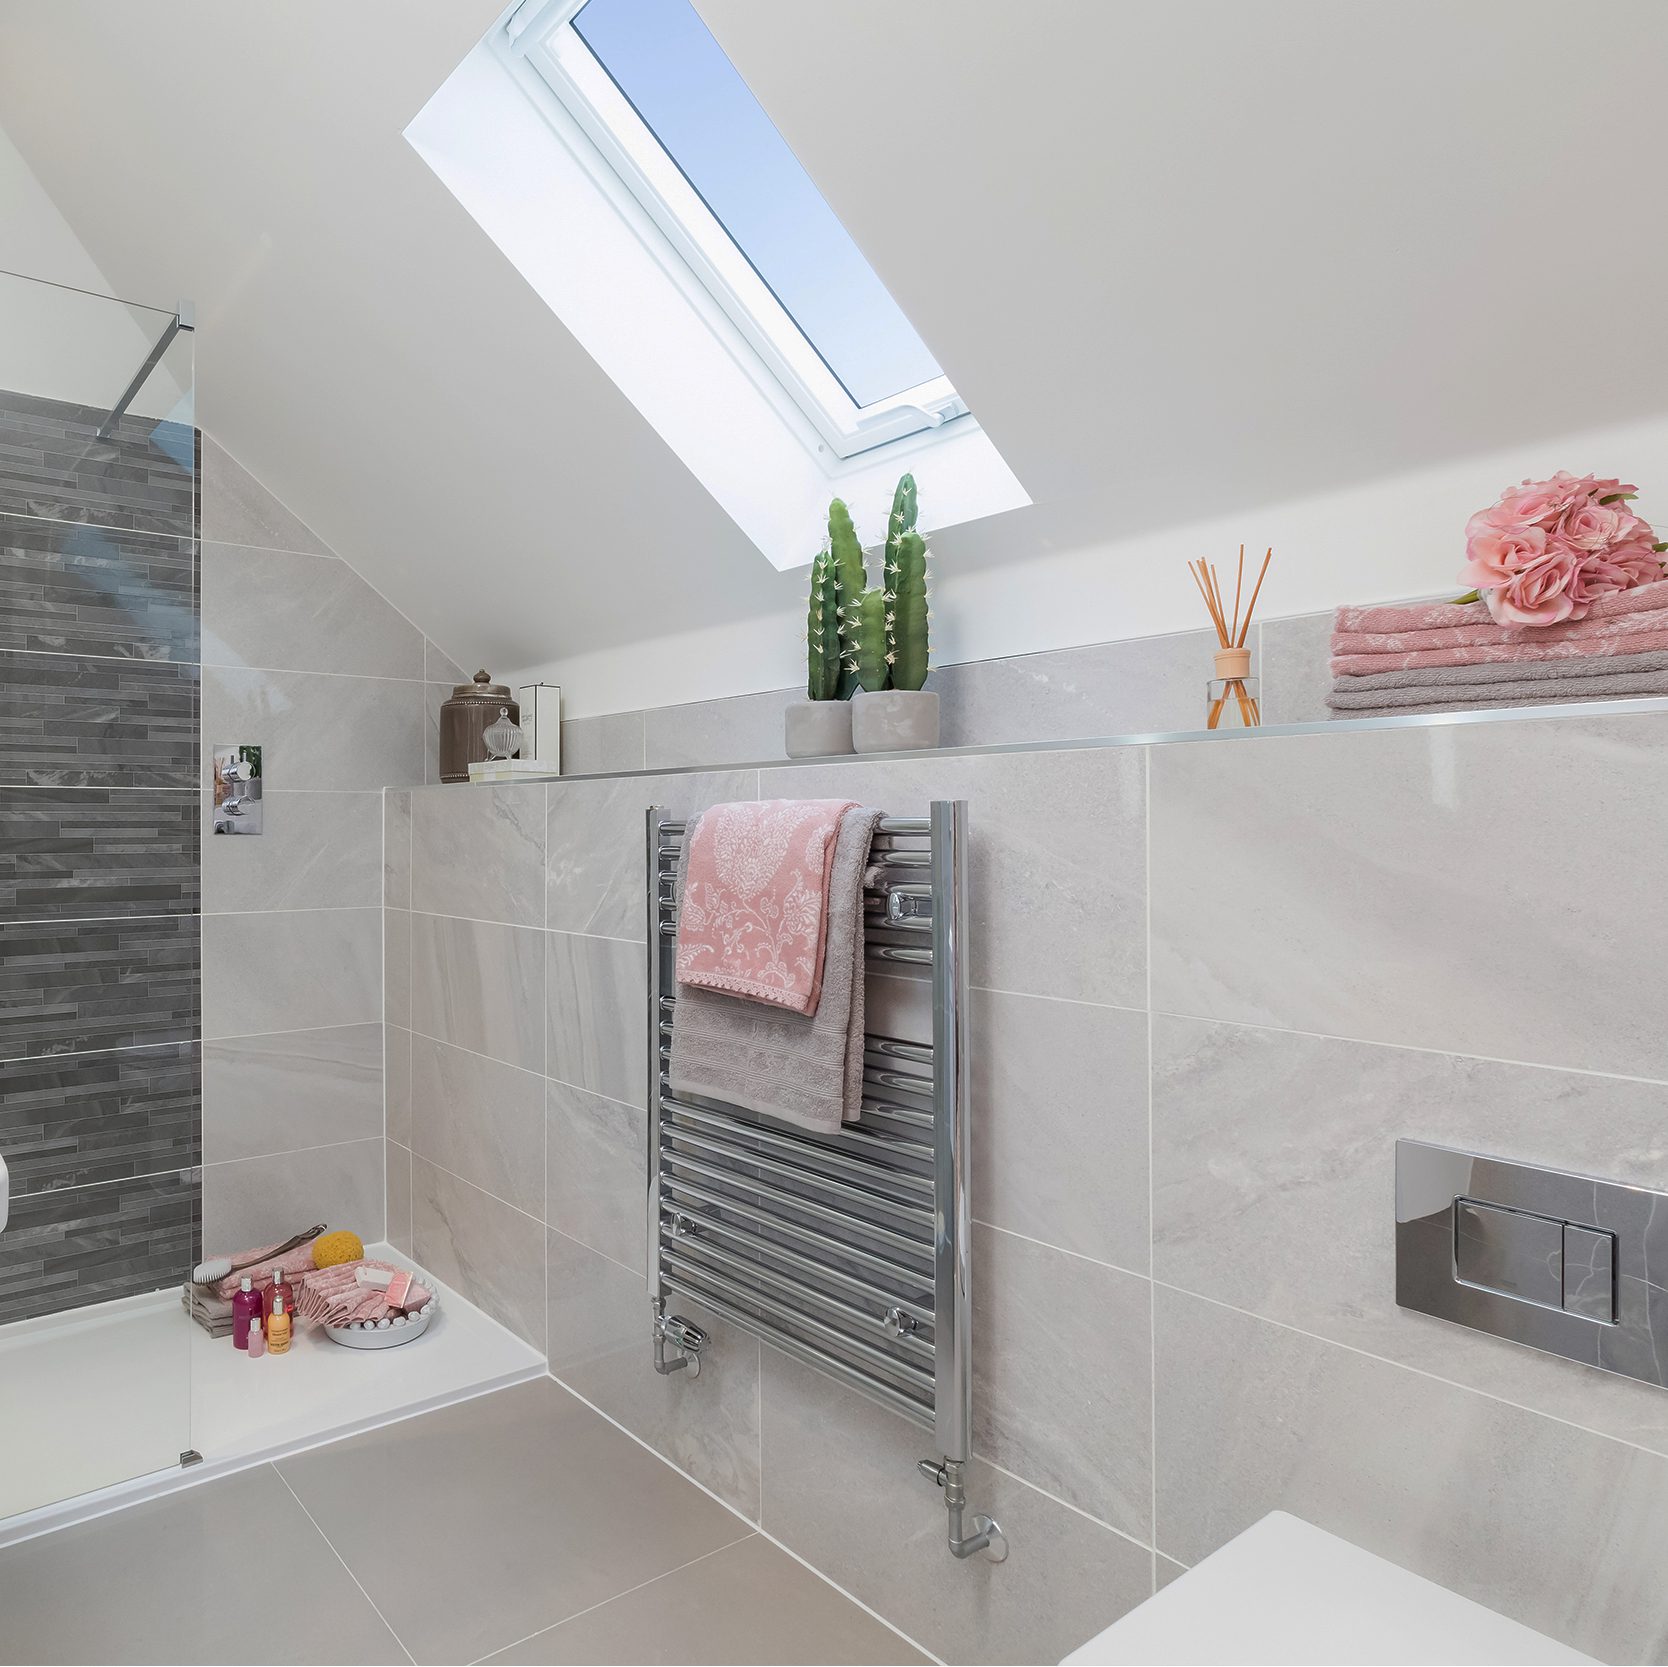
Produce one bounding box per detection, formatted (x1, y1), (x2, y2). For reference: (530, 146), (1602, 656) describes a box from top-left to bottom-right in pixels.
(1151, 1279), (1668, 1465)
(543, 1375), (940, 1666)
(203, 1135), (383, 1170)
(201, 1019), (376, 1046)
(546, 1222), (645, 1284)
(405, 1024), (548, 1083)
(0, 506), (191, 545)
(1146, 1006), (1668, 1090)
(199, 902), (384, 918)
(1144, 744), (1159, 1585)
(973, 1218), (1146, 1280)
(465, 1532), (759, 1665)
(409, 1150), (546, 1232)
(270, 1464), (416, 1665)
(0, 1035), (203, 1068)
(975, 1453), (1154, 1555)
(965, 982), (1146, 1017)
(9, 1161), (202, 1206)
(402, 903), (640, 946)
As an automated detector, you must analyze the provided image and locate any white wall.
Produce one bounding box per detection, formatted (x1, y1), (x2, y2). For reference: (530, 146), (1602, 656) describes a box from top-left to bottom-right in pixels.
(512, 408), (1668, 715)
(0, 121), (185, 418)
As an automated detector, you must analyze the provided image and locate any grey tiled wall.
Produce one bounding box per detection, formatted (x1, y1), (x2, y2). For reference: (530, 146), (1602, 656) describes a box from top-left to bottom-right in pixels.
(0, 390), (202, 1323)
(406, 701), (1668, 1663)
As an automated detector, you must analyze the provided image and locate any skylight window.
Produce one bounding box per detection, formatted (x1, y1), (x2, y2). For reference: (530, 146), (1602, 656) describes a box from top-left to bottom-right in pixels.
(507, 0), (967, 458)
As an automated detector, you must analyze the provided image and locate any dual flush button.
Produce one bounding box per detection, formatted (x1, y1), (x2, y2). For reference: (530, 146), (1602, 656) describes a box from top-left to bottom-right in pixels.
(1453, 1199), (1616, 1324)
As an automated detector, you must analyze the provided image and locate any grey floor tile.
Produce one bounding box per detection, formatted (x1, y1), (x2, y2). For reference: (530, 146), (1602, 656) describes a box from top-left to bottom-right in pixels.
(276, 1378), (745, 1666)
(483, 1533), (925, 1665)
(0, 1464), (404, 1664)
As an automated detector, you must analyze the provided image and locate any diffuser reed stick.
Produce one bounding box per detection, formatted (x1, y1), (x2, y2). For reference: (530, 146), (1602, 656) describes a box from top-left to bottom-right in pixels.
(1189, 545), (1271, 728)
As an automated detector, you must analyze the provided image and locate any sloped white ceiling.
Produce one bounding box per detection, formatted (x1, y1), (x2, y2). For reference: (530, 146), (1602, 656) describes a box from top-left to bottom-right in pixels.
(1, 0), (1664, 695)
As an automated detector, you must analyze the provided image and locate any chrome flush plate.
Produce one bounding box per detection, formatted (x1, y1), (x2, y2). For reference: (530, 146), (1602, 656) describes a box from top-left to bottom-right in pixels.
(1396, 1139), (1668, 1389)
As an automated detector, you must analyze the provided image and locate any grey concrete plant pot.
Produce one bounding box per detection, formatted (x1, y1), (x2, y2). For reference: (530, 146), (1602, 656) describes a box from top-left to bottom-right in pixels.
(851, 689), (940, 754)
(784, 698), (855, 759)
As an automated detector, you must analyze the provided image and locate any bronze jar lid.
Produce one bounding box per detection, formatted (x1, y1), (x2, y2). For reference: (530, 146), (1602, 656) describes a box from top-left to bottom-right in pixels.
(439, 670), (520, 785)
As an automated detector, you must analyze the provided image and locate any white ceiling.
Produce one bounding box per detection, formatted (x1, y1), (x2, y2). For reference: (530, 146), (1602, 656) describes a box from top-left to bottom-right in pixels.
(1, 0), (1664, 695)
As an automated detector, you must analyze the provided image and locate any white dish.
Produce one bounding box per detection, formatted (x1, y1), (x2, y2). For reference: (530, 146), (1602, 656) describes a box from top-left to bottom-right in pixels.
(324, 1297), (436, 1350)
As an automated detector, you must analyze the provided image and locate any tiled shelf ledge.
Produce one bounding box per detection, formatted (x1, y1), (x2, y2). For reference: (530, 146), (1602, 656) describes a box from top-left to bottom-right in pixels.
(462, 693), (1668, 789)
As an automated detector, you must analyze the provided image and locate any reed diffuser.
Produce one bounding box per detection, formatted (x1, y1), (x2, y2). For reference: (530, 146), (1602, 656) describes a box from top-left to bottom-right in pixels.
(1189, 546), (1271, 729)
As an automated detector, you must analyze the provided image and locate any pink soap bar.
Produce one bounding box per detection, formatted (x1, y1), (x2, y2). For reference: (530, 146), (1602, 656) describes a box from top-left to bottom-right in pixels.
(385, 1269), (412, 1308)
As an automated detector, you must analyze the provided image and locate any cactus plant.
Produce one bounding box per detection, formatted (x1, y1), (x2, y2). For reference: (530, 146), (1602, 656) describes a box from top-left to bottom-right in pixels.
(827, 498), (868, 699)
(890, 528), (930, 691)
(850, 586), (891, 693)
(804, 545), (842, 701)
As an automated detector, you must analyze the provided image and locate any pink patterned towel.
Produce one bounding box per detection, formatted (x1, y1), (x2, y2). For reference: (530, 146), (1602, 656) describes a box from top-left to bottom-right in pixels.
(1331, 626), (1668, 678)
(294, 1260), (432, 1329)
(211, 1240), (325, 1304)
(1336, 578), (1668, 638)
(675, 799), (858, 1016)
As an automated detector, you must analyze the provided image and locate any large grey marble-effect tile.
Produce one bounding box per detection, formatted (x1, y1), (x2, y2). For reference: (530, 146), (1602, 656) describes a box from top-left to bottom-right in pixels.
(546, 931), (647, 1106)
(644, 687), (796, 769)
(973, 1225), (1153, 1539)
(484, 1532), (927, 1666)
(1152, 1285), (1668, 1665)
(1151, 1015), (1668, 1456)
(411, 780), (545, 927)
(201, 790), (381, 911)
(759, 1350), (1153, 1666)
(201, 1136), (384, 1251)
(383, 788), (412, 908)
(200, 542), (423, 679)
(546, 769), (755, 940)
(412, 1156), (546, 1351)
(1149, 709), (1668, 1078)
(559, 710), (644, 775)
(202, 1021), (383, 1162)
(934, 629), (1217, 747)
(776, 746), (1147, 1007)
(411, 911), (545, 1073)
(547, 1227), (761, 1517)
(972, 988), (1148, 1270)
(384, 906), (411, 1028)
(0, 1463), (403, 1664)
(201, 907), (380, 1039)
(409, 1031), (545, 1218)
(200, 435), (331, 556)
(424, 638), (466, 687)
(546, 1078), (645, 1271)
(277, 1379), (742, 1666)
(387, 1139), (413, 1256)
(1258, 610), (1335, 726)
(201, 665), (424, 792)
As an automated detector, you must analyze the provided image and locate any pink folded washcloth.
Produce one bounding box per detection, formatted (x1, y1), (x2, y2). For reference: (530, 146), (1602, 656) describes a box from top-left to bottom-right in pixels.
(294, 1260), (432, 1328)
(1331, 626), (1668, 678)
(1336, 577), (1668, 638)
(675, 799), (859, 1016)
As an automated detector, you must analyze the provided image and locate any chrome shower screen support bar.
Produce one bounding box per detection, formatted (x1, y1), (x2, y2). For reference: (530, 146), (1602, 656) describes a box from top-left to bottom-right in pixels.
(646, 801), (1005, 1563)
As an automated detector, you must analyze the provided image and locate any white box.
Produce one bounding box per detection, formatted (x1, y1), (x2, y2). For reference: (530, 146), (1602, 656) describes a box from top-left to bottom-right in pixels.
(516, 682), (561, 771)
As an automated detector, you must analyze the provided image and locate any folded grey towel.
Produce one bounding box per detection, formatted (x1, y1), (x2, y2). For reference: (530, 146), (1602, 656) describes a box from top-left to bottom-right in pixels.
(1330, 670), (1668, 712)
(1331, 647), (1668, 694)
(1329, 691), (1668, 719)
(668, 805), (883, 1136)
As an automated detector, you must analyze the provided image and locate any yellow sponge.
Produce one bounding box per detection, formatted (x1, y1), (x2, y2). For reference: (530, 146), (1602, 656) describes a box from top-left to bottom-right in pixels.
(311, 1229), (365, 1270)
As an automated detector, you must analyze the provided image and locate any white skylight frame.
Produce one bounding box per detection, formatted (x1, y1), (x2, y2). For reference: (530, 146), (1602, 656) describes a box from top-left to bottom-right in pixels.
(498, 0), (967, 461)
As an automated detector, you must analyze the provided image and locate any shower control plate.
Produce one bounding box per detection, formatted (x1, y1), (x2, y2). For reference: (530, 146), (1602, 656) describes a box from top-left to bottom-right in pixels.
(1396, 1140), (1668, 1389)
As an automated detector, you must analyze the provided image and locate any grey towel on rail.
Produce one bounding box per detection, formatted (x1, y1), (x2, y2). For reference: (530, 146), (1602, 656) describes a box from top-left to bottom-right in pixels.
(668, 805), (883, 1137)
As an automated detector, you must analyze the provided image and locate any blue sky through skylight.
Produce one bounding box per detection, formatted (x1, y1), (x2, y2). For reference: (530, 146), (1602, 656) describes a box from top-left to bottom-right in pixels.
(572, 0), (944, 409)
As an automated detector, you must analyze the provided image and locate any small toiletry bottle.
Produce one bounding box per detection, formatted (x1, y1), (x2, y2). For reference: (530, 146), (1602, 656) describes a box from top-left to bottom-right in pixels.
(265, 1267), (292, 1324)
(267, 1292), (291, 1356)
(232, 1275), (262, 1350)
(248, 1311), (266, 1358)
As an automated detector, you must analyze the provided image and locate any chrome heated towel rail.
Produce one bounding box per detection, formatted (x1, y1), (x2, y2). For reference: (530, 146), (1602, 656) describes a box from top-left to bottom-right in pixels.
(646, 801), (1004, 1561)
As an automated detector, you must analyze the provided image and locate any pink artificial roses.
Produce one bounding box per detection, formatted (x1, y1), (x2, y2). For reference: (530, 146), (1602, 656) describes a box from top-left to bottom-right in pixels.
(1461, 472), (1664, 627)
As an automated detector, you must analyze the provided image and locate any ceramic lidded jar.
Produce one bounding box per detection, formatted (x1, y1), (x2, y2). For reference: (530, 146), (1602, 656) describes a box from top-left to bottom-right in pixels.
(439, 670), (521, 784)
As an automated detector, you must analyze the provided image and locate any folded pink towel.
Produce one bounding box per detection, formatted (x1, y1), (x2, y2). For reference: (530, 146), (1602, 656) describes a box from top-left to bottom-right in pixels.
(1333, 595), (1668, 658)
(675, 799), (858, 1016)
(1336, 578), (1668, 637)
(1331, 626), (1668, 678)
(295, 1260), (432, 1328)
(211, 1241), (325, 1304)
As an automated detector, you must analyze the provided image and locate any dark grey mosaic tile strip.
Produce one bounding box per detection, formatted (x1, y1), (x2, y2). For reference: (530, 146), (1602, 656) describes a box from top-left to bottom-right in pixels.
(0, 787), (198, 922)
(0, 912), (199, 1059)
(0, 1042), (199, 1197)
(0, 513), (197, 660)
(0, 1167), (198, 1325)
(0, 390), (194, 538)
(0, 649), (198, 787)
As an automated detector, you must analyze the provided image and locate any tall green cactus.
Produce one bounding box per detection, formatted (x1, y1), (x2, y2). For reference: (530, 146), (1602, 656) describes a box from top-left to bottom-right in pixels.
(890, 529), (929, 691)
(851, 587), (890, 692)
(827, 498), (868, 699)
(804, 545), (842, 701)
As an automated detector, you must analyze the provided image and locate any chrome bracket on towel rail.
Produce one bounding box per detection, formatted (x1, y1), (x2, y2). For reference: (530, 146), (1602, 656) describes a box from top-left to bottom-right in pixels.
(646, 801), (1008, 1564)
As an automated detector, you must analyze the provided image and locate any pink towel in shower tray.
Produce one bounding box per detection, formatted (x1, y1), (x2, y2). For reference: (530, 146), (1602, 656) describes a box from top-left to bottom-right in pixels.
(675, 799), (858, 1016)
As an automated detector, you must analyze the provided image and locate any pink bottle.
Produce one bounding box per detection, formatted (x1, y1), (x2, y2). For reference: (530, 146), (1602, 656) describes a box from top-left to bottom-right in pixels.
(232, 1276), (263, 1351)
(264, 1267), (293, 1325)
